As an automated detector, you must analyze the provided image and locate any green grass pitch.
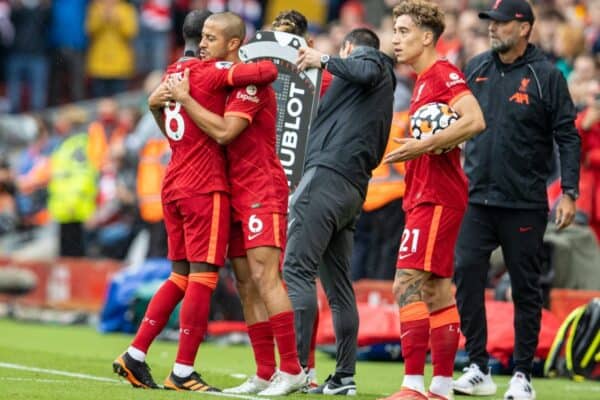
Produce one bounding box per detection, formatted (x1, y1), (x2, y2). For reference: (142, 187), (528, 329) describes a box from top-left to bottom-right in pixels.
(0, 319), (598, 400)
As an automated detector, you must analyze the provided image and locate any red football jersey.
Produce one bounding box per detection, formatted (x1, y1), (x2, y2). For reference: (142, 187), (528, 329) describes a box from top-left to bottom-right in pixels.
(320, 69), (333, 97)
(403, 59), (471, 212)
(161, 58), (276, 202)
(224, 84), (288, 217)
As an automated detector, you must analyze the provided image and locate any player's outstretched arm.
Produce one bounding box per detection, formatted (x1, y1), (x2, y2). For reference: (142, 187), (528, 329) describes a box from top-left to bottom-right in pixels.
(228, 60), (278, 87)
(324, 56), (382, 85)
(297, 47), (382, 86)
(167, 69), (249, 145)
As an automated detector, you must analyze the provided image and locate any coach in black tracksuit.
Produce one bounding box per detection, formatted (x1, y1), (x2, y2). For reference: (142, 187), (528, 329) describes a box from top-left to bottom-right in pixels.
(453, 0), (580, 398)
(283, 28), (394, 394)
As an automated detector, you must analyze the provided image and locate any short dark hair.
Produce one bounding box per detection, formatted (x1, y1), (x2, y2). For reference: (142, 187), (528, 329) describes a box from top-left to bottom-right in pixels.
(182, 9), (212, 43)
(343, 28), (380, 50)
(272, 9), (308, 36)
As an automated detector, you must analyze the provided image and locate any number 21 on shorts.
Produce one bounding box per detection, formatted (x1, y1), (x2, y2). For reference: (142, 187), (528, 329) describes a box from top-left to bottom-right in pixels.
(400, 228), (420, 254)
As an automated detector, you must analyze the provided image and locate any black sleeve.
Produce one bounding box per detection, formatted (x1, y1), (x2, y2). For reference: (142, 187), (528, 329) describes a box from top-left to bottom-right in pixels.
(549, 68), (581, 192)
(326, 54), (383, 86)
(463, 52), (490, 86)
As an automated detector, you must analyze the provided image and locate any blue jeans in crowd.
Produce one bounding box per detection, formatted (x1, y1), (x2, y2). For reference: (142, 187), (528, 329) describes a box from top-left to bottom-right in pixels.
(6, 53), (49, 112)
(136, 25), (170, 74)
(91, 78), (128, 98)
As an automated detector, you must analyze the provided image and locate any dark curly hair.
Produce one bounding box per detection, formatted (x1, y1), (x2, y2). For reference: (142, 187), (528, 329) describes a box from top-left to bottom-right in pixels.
(393, 0), (445, 43)
(271, 9), (308, 37)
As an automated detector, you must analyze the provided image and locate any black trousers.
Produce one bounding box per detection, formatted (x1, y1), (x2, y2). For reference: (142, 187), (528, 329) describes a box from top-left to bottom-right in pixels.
(351, 198), (405, 281)
(146, 221), (168, 258)
(454, 204), (547, 376)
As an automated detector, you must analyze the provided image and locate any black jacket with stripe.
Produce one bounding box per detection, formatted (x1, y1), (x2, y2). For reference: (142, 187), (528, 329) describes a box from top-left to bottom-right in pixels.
(304, 46), (396, 198)
(463, 44), (580, 210)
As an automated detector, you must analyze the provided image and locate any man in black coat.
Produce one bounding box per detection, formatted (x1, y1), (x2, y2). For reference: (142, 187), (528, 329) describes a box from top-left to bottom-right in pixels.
(283, 28), (395, 395)
(452, 1), (581, 399)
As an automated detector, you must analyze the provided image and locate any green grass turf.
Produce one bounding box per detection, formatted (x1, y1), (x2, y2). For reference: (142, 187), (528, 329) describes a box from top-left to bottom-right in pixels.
(0, 318), (598, 400)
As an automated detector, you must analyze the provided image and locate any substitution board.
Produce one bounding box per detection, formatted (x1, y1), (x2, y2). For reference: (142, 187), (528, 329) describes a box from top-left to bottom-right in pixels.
(239, 31), (322, 192)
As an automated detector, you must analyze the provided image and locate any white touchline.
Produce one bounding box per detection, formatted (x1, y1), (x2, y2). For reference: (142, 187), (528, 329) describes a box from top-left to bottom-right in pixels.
(0, 362), (263, 400)
(0, 362), (119, 383)
(0, 377), (84, 384)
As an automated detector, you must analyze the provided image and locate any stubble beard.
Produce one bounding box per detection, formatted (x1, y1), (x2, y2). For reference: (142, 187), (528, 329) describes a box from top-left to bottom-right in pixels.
(490, 36), (516, 54)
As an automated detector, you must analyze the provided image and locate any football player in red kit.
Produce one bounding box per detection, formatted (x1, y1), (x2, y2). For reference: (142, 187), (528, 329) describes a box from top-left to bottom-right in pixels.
(381, 1), (485, 399)
(112, 10), (277, 392)
(165, 12), (307, 396)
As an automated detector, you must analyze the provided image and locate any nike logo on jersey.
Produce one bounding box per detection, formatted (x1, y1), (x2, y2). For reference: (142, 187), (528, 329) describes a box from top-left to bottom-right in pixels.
(400, 330), (411, 339)
(475, 76), (488, 82)
(398, 253), (412, 260)
(247, 232), (263, 241)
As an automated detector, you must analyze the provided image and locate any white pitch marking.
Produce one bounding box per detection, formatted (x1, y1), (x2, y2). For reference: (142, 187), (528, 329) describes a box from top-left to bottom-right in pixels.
(0, 377), (76, 384)
(0, 362), (119, 383)
(0, 362), (264, 400)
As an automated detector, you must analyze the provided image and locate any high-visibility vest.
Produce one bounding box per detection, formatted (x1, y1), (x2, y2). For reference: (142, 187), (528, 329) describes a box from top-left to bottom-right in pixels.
(87, 121), (127, 171)
(137, 137), (171, 223)
(48, 133), (97, 223)
(362, 111), (409, 212)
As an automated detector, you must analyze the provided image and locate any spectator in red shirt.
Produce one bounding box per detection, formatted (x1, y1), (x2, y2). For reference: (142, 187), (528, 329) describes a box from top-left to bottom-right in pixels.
(576, 79), (600, 242)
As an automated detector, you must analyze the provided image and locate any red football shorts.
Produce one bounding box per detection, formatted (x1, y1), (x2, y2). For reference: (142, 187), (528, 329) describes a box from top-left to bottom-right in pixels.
(228, 212), (287, 259)
(163, 192), (230, 266)
(396, 204), (465, 278)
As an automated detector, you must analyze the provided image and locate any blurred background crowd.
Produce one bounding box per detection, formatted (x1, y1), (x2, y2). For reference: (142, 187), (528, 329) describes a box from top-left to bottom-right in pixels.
(0, 0), (599, 294)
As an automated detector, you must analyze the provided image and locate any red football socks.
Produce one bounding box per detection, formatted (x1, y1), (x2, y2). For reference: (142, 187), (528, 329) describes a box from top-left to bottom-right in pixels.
(399, 301), (430, 375)
(270, 311), (302, 375)
(131, 273), (187, 353)
(175, 272), (217, 366)
(430, 305), (460, 377)
(247, 321), (277, 380)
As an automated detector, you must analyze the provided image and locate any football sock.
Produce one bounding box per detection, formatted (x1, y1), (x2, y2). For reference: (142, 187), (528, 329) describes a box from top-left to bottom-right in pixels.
(247, 321), (276, 381)
(430, 305), (460, 378)
(131, 273), (188, 355)
(402, 375), (425, 393)
(127, 346), (146, 362)
(270, 311), (302, 375)
(399, 301), (430, 391)
(173, 363), (194, 378)
(429, 376), (453, 398)
(175, 272), (217, 366)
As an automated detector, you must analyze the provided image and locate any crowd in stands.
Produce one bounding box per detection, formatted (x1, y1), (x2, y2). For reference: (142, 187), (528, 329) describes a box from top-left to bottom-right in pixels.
(0, 0), (598, 287)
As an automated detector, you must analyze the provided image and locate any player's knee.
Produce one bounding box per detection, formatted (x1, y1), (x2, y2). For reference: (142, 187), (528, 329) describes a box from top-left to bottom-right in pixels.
(422, 291), (436, 310)
(251, 265), (280, 292)
(423, 289), (452, 311)
(235, 272), (255, 297)
(392, 270), (429, 306)
(423, 279), (453, 309)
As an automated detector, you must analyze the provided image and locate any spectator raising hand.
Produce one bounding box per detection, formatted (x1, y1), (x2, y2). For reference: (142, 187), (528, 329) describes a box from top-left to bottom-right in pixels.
(85, 0), (138, 98)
